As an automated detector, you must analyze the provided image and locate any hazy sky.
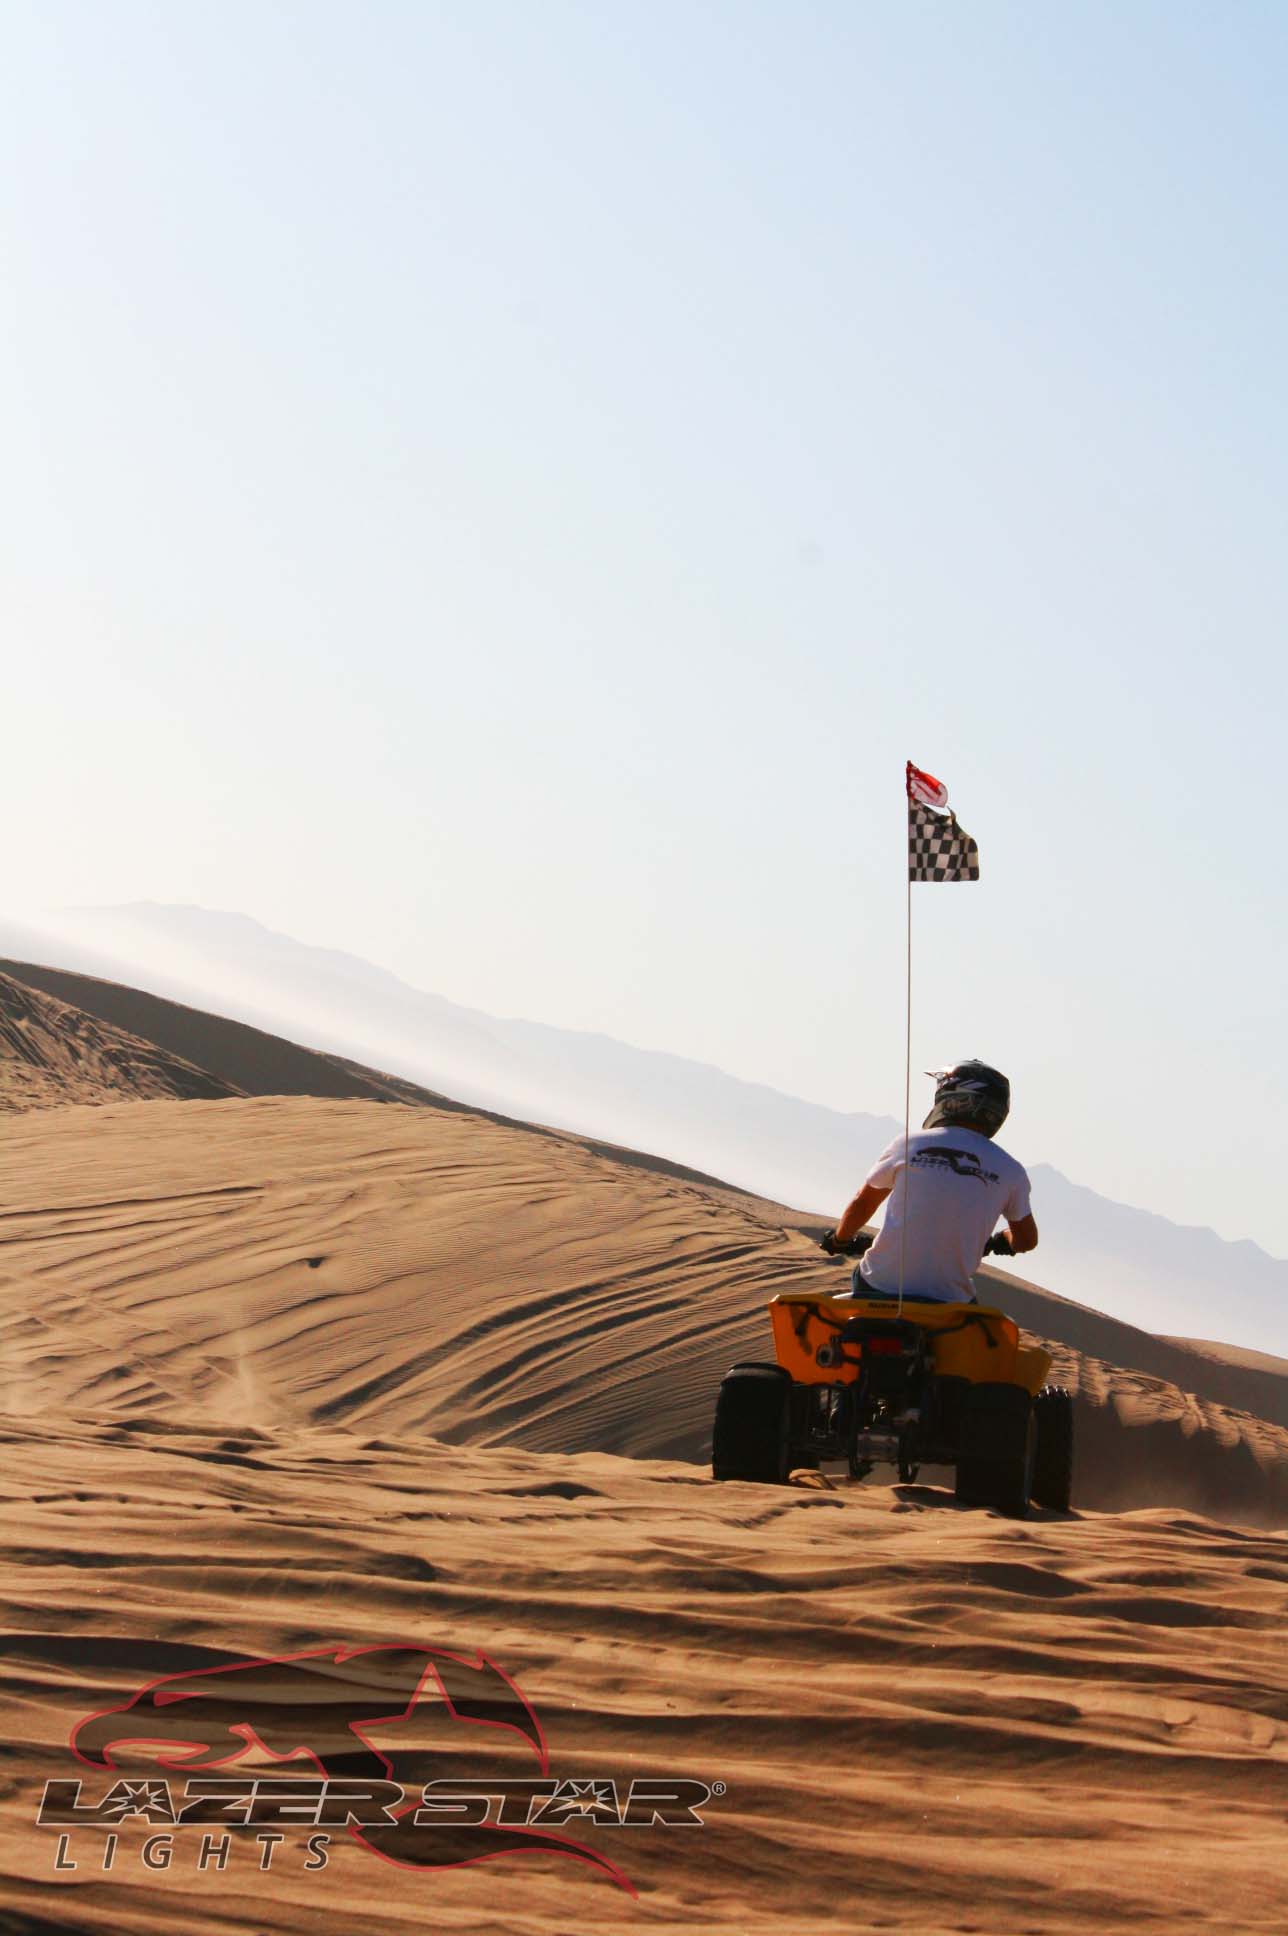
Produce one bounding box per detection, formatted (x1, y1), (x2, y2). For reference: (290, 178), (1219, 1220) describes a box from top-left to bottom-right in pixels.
(4, 2), (1287, 1254)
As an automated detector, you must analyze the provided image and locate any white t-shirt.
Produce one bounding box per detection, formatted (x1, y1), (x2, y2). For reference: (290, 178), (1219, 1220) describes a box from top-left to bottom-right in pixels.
(856, 1127), (1031, 1304)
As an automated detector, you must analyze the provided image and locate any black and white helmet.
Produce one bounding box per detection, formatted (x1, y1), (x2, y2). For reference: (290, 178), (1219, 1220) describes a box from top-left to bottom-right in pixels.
(923, 1060), (1010, 1138)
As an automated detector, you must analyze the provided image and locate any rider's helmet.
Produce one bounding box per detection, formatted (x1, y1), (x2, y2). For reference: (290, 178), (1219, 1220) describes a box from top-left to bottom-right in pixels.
(923, 1060), (1010, 1138)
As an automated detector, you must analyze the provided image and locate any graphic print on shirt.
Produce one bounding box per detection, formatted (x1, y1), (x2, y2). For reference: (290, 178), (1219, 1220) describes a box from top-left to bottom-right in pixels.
(910, 1146), (1000, 1186)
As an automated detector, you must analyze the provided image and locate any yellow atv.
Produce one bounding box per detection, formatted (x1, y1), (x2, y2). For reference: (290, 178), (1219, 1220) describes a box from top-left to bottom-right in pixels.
(711, 1234), (1073, 1515)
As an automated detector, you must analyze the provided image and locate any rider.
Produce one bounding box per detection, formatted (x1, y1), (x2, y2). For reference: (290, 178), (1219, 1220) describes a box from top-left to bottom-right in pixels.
(823, 1061), (1038, 1303)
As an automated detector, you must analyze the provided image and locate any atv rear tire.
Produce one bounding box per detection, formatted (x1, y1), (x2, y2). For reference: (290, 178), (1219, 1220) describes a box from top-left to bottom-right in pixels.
(712, 1363), (791, 1484)
(955, 1383), (1034, 1517)
(1031, 1385), (1074, 1510)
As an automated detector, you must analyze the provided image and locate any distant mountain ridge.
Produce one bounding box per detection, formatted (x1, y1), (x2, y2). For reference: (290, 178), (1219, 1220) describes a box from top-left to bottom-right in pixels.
(8, 902), (1288, 1357)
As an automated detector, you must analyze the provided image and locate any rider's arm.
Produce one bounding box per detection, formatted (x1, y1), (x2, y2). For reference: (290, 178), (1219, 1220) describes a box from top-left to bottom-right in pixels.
(1006, 1213), (1039, 1253)
(835, 1181), (891, 1244)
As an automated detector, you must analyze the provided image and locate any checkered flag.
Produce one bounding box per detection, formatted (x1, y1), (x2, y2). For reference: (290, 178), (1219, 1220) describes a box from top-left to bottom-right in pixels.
(905, 762), (979, 881)
(908, 801), (980, 881)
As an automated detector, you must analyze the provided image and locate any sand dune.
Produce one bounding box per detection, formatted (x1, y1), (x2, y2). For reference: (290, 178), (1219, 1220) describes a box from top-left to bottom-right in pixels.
(1, 1095), (1285, 1521)
(3, 1056), (1288, 1928)
(0, 958), (451, 1110)
(0, 972), (239, 1113)
(25, 903), (1288, 1358)
(1163, 1334), (1288, 1385)
(0, 1096), (827, 1453)
(0, 956), (774, 1205)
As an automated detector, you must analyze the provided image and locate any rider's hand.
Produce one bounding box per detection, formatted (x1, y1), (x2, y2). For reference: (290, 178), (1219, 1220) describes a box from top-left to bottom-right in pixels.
(820, 1228), (841, 1256)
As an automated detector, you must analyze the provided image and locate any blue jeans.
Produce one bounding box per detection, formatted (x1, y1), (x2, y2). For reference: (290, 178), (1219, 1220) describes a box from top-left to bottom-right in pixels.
(848, 1265), (965, 1304)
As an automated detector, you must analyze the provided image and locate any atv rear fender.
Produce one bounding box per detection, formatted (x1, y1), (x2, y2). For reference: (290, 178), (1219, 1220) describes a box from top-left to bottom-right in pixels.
(769, 1293), (1050, 1395)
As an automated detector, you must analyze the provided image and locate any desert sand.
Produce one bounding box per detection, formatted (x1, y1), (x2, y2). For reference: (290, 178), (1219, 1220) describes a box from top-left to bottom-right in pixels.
(0, 990), (1286, 1933)
(0, 972), (240, 1114)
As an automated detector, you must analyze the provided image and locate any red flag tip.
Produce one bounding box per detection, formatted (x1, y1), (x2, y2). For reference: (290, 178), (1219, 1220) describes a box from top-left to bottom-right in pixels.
(906, 761), (949, 809)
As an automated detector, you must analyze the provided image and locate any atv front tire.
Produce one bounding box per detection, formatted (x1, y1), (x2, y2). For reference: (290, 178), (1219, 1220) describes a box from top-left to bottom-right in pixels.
(956, 1383), (1034, 1517)
(1031, 1385), (1074, 1510)
(712, 1363), (791, 1484)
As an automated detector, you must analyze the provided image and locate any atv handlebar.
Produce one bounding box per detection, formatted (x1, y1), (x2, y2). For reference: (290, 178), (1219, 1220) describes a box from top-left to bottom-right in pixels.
(821, 1228), (1015, 1259)
(819, 1229), (874, 1258)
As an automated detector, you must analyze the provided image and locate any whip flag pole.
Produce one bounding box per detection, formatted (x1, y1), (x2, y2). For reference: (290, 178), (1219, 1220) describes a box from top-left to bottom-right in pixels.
(898, 762), (981, 1315)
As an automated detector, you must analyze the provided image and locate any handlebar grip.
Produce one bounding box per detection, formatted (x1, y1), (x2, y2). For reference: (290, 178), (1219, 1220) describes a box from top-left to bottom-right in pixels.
(983, 1233), (1014, 1257)
(820, 1229), (874, 1258)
